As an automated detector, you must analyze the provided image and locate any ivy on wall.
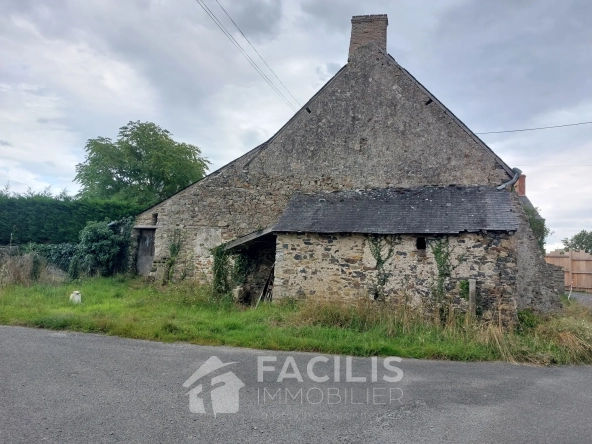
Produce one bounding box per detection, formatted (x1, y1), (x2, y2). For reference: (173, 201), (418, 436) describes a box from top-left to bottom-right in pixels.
(368, 235), (399, 301)
(522, 205), (551, 253)
(162, 228), (183, 284)
(429, 236), (465, 322)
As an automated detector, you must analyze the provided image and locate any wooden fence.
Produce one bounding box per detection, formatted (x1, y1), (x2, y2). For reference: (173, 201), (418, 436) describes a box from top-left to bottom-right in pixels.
(545, 249), (592, 293)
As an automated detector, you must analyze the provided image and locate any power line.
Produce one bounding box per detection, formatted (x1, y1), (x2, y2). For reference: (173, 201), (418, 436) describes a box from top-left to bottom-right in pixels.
(196, 0), (296, 112)
(213, 0), (301, 107)
(194, 0), (297, 113)
(476, 120), (592, 134)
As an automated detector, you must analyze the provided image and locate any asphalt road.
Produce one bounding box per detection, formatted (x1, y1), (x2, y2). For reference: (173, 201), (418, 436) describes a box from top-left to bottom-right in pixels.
(570, 291), (592, 308)
(1, 326), (592, 443)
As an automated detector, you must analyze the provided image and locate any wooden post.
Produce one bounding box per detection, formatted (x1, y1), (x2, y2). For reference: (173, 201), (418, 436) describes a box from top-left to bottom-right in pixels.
(569, 249), (573, 290)
(468, 279), (476, 318)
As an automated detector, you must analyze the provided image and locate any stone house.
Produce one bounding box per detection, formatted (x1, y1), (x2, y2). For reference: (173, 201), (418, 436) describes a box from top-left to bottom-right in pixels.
(134, 14), (563, 322)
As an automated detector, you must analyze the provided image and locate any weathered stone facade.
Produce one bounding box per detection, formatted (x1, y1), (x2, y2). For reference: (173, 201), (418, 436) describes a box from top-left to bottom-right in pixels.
(135, 41), (512, 279)
(512, 194), (563, 311)
(273, 232), (518, 323)
(133, 14), (561, 315)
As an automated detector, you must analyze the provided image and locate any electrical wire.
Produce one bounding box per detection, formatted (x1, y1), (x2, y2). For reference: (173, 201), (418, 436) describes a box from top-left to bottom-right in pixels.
(476, 121), (592, 134)
(213, 0), (301, 107)
(194, 0), (297, 113)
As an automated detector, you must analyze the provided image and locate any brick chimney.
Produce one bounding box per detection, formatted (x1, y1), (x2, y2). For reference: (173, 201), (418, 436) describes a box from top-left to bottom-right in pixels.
(517, 174), (526, 196)
(349, 14), (388, 59)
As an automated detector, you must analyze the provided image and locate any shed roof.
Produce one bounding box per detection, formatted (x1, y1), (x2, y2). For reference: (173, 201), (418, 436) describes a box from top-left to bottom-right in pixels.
(274, 186), (519, 235)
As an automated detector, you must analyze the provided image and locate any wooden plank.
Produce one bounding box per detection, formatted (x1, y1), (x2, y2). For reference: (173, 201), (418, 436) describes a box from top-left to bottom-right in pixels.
(546, 249), (592, 292)
(255, 265), (275, 308)
(224, 226), (274, 251)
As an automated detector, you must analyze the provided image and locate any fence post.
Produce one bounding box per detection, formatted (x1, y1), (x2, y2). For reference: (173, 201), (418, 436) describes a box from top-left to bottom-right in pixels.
(468, 279), (476, 318)
(568, 249), (573, 290)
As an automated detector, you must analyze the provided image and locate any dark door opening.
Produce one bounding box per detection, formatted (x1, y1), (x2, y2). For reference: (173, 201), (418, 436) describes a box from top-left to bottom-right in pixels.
(137, 229), (156, 275)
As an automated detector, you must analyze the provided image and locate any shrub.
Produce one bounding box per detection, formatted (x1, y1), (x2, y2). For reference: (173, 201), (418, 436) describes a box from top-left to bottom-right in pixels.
(24, 243), (79, 272)
(75, 217), (134, 277)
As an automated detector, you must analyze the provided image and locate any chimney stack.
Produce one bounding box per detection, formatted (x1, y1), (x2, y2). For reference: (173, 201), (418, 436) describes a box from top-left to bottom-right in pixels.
(517, 174), (526, 196)
(349, 14), (388, 59)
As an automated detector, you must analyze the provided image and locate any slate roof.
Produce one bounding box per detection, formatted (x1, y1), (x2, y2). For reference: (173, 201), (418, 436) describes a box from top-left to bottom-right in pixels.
(274, 186), (520, 235)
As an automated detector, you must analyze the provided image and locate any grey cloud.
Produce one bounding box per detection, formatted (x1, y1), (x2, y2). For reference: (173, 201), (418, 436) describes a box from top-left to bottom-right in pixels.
(1, 0), (590, 247)
(239, 128), (267, 148)
(300, 0), (366, 33)
(423, 0), (592, 130)
(217, 0), (283, 42)
(0, 141), (11, 146)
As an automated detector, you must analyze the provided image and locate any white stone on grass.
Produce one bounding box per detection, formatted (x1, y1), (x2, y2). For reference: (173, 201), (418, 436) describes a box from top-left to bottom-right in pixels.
(69, 291), (82, 304)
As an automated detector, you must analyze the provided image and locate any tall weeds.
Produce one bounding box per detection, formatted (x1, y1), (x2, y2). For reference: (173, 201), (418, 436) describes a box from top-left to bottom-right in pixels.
(0, 253), (66, 288)
(290, 297), (592, 365)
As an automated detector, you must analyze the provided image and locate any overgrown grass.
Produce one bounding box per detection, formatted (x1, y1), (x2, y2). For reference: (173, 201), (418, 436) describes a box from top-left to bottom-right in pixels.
(1, 277), (591, 365)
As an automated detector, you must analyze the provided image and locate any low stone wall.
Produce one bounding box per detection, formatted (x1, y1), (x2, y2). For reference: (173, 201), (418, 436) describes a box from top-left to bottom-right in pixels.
(273, 231), (518, 324)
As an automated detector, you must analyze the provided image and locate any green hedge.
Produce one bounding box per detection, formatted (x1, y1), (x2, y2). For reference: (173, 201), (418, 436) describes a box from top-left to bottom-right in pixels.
(0, 196), (144, 245)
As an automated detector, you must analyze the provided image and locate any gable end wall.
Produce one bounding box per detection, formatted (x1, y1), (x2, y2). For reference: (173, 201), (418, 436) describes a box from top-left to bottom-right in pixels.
(135, 43), (514, 282)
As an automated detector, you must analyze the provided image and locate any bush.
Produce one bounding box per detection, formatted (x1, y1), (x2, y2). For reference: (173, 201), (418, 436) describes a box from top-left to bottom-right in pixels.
(75, 217), (134, 277)
(24, 243), (78, 272)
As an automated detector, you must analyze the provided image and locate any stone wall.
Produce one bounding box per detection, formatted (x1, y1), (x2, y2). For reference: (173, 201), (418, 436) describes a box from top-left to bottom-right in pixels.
(512, 193), (563, 312)
(273, 231), (518, 324)
(135, 42), (512, 282)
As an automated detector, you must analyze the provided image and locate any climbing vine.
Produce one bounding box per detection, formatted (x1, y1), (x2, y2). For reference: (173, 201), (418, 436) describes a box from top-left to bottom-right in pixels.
(231, 252), (255, 287)
(429, 237), (465, 322)
(430, 237), (453, 299)
(368, 235), (399, 301)
(459, 280), (469, 300)
(162, 228), (183, 284)
(211, 244), (231, 297)
(523, 204), (551, 253)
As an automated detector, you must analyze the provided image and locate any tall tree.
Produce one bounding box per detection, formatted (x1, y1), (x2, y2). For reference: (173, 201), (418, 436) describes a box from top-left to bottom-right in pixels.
(563, 230), (592, 253)
(75, 121), (210, 207)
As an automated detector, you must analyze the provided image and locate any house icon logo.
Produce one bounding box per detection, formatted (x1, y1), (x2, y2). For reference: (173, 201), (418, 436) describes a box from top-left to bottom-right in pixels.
(183, 356), (244, 416)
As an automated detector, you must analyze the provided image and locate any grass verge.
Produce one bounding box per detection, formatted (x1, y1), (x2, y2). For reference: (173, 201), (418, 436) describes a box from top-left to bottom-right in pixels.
(1, 277), (591, 364)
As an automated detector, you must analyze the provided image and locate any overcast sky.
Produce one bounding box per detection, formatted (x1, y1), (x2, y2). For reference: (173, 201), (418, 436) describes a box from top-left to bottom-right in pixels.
(1, 0), (591, 251)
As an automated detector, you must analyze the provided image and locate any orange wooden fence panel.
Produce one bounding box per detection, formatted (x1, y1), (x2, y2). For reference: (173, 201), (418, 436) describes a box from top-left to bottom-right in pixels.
(546, 249), (592, 293)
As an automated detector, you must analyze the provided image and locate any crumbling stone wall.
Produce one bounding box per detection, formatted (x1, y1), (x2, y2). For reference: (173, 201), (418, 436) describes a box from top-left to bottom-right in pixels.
(512, 193), (563, 311)
(273, 232), (518, 324)
(135, 42), (512, 282)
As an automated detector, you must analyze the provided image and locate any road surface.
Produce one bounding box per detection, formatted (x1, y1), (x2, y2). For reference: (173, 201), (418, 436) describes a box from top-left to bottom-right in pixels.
(1, 326), (591, 443)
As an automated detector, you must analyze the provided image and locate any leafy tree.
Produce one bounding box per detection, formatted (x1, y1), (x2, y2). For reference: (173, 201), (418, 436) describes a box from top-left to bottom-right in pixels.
(74, 121), (210, 207)
(562, 230), (592, 253)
